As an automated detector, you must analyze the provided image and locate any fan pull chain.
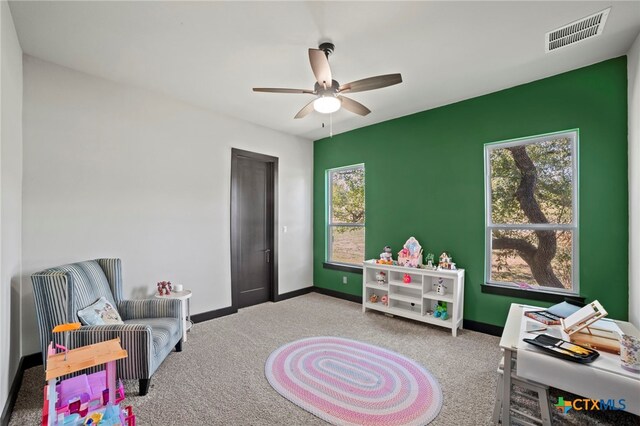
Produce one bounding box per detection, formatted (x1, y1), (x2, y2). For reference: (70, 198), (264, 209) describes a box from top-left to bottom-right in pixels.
(321, 117), (333, 138)
(330, 113), (333, 138)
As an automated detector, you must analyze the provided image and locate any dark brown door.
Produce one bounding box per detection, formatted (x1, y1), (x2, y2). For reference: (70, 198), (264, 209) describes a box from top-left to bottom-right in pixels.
(231, 149), (278, 309)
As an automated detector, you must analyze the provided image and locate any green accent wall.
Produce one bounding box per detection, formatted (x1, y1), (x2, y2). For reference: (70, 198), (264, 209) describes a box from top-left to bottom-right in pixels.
(313, 56), (628, 327)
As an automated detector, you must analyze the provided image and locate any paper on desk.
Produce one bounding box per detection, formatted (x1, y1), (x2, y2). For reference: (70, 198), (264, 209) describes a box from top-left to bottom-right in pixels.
(588, 319), (623, 335)
(525, 320), (547, 333)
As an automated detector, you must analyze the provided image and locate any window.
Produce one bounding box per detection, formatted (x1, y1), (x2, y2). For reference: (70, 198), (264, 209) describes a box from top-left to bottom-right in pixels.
(327, 164), (365, 266)
(485, 130), (578, 294)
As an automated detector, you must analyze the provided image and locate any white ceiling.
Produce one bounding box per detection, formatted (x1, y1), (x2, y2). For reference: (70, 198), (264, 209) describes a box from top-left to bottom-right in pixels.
(9, 1), (640, 141)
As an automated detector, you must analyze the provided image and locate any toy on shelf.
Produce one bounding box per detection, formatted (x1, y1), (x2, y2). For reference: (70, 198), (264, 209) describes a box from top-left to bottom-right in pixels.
(403, 273), (412, 284)
(377, 246), (393, 265)
(436, 277), (447, 296)
(42, 324), (136, 426)
(434, 301), (448, 320)
(438, 252), (456, 270)
(425, 253), (436, 269)
(157, 280), (172, 296)
(375, 271), (387, 284)
(397, 237), (423, 267)
(369, 294), (379, 303)
(380, 294), (388, 306)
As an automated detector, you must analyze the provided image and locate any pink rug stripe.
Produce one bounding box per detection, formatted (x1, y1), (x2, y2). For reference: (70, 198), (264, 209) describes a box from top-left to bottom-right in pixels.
(265, 336), (443, 425)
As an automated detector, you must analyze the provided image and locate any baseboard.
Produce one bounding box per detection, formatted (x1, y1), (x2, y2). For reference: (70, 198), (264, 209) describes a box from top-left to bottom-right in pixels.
(463, 319), (504, 337)
(1, 358), (22, 426)
(191, 306), (238, 324)
(191, 287), (314, 323)
(313, 287), (362, 303)
(273, 286), (314, 302)
(1, 350), (43, 426)
(22, 352), (42, 370)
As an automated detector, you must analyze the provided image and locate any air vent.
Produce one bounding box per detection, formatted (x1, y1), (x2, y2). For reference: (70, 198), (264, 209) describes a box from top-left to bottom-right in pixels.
(545, 8), (610, 52)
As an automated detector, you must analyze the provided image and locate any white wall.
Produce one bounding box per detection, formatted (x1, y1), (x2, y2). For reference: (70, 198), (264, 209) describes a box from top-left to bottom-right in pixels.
(629, 32), (640, 328)
(21, 56), (313, 355)
(0, 0), (23, 413)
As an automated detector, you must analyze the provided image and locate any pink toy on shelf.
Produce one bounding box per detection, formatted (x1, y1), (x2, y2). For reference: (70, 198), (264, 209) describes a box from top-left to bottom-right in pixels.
(380, 294), (389, 306)
(397, 237), (423, 268)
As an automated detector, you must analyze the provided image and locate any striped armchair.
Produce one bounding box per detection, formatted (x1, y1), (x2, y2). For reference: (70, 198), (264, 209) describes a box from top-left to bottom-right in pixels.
(32, 259), (183, 395)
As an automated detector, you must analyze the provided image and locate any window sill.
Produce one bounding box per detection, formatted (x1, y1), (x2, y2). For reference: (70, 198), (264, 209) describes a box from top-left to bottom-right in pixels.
(481, 283), (585, 304)
(323, 262), (363, 275)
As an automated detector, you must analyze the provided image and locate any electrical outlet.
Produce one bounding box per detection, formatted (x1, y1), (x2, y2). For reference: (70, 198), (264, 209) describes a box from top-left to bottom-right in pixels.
(342, 276), (348, 284)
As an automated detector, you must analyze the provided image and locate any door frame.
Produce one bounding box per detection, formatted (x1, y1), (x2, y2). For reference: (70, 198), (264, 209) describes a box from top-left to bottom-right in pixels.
(230, 148), (278, 310)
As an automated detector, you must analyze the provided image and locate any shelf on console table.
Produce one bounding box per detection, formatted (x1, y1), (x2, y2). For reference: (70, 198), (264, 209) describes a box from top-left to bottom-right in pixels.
(362, 260), (465, 336)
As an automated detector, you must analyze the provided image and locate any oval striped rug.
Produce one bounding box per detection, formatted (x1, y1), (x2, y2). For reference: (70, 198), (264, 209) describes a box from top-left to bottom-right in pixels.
(265, 336), (443, 425)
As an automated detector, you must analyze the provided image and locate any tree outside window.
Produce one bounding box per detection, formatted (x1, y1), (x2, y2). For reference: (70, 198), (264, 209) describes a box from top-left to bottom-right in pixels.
(485, 130), (578, 293)
(327, 165), (365, 266)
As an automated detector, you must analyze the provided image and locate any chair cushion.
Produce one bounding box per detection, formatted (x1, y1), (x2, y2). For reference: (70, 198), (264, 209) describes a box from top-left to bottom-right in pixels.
(123, 317), (181, 356)
(46, 260), (117, 313)
(77, 296), (124, 325)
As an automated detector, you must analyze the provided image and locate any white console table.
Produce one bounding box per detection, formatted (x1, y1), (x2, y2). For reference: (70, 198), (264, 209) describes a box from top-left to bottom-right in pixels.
(362, 260), (465, 336)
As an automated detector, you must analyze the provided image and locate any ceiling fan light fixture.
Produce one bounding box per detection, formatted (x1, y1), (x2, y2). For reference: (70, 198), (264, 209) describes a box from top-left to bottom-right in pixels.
(313, 95), (341, 114)
(253, 43), (402, 120)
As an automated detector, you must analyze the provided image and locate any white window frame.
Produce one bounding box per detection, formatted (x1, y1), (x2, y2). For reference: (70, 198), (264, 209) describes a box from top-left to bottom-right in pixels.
(484, 130), (579, 295)
(326, 164), (365, 267)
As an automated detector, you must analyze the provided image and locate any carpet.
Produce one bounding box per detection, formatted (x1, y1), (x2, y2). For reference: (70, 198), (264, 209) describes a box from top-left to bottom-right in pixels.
(9, 293), (637, 425)
(265, 336), (443, 426)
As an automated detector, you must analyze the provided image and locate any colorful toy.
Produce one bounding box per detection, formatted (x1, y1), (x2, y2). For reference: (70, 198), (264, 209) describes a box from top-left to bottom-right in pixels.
(380, 294), (388, 306)
(375, 271), (387, 284)
(425, 253), (436, 269)
(157, 280), (173, 296)
(377, 246), (393, 265)
(434, 301), (448, 320)
(50, 322), (81, 361)
(438, 252), (457, 270)
(369, 294), (379, 303)
(83, 412), (102, 425)
(397, 237), (423, 267)
(42, 324), (136, 426)
(403, 273), (412, 284)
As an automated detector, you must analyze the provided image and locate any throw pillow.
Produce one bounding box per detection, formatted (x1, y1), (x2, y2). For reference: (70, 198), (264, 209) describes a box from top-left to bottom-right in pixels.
(77, 296), (124, 326)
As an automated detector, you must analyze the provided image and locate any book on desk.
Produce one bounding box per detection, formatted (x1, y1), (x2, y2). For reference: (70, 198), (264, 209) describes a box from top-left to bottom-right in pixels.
(524, 301), (582, 325)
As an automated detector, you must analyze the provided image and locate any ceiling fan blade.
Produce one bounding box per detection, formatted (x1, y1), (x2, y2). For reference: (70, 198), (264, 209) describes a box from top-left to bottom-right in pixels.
(338, 96), (371, 116)
(339, 73), (402, 93)
(253, 88), (315, 94)
(308, 48), (332, 87)
(294, 99), (316, 119)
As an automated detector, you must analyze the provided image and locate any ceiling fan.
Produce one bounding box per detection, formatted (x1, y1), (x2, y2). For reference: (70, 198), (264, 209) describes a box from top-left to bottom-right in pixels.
(253, 42), (402, 119)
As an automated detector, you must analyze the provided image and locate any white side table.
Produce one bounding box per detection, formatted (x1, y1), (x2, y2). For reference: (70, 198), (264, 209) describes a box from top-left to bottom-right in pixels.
(155, 290), (192, 343)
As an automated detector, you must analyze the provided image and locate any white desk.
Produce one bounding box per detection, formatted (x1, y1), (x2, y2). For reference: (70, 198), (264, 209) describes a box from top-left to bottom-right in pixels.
(499, 303), (640, 424)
